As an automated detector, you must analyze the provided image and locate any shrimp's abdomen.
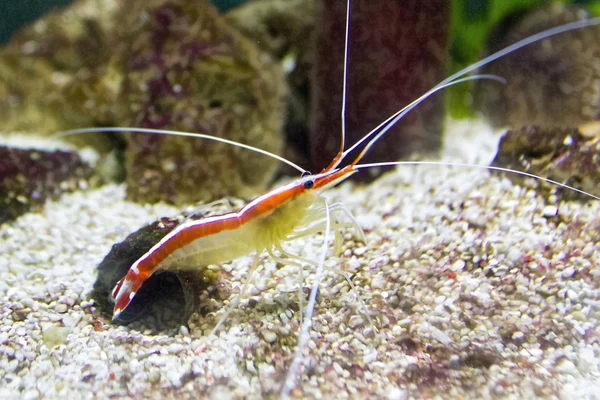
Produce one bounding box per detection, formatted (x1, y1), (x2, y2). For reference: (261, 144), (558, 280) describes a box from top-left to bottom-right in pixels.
(111, 190), (319, 319)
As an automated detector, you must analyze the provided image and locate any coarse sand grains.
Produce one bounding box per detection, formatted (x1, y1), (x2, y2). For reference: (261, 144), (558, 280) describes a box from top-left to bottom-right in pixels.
(1, 120), (600, 399)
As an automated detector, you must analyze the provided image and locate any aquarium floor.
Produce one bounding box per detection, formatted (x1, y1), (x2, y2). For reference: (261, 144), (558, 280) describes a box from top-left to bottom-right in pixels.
(1, 119), (599, 399)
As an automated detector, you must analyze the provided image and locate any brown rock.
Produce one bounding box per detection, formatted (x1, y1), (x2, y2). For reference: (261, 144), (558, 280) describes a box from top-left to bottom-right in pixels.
(475, 4), (600, 130)
(0, 145), (94, 224)
(119, 0), (288, 204)
(0, 0), (288, 205)
(491, 125), (600, 201)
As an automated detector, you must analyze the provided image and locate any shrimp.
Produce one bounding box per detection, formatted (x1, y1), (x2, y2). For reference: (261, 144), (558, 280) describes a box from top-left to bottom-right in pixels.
(53, 0), (600, 397)
(61, 74), (504, 323)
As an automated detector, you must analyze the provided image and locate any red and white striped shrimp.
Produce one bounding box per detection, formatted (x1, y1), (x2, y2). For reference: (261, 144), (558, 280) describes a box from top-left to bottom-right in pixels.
(109, 165), (356, 319)
(61, 75), (507, 324)
(55, 0), (600, 396)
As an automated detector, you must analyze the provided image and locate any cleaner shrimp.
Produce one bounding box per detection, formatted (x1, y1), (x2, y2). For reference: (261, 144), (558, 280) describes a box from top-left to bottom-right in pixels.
(55, 1), (600, 397)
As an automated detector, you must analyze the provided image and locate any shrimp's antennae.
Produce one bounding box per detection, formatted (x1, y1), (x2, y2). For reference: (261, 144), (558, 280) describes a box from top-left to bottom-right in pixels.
(355, 160), (600, 201)
(52, 127), (306, 174)
(281, 199), (332, 399)
(345, 75), (507, 166)
(439, 16), (600, 88)
(342, 14), (600, 167)
(323, 0), (352, 172)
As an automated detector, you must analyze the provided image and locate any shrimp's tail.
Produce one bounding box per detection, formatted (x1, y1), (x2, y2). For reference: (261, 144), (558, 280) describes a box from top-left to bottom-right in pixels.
(111, 269), (147, 320)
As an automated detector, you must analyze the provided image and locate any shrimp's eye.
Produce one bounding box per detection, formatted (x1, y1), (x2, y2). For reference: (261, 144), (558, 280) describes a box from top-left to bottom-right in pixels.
(304, 180), (315, 189)
(301, 171), (312, 177)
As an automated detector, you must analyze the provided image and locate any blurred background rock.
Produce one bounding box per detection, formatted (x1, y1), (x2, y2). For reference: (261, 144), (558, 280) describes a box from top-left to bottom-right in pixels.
(0, 0), (248, 45)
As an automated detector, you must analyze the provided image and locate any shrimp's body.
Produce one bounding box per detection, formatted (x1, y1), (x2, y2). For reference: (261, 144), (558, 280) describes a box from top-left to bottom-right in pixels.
(112, 168), (356, 318)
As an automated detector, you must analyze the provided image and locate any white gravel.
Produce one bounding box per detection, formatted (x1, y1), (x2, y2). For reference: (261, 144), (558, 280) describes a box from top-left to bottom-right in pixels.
(1, 120), (600, 399)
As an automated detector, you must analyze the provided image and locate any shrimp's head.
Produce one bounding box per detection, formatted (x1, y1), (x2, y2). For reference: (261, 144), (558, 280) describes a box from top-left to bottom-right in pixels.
(309, 165), (357, 192)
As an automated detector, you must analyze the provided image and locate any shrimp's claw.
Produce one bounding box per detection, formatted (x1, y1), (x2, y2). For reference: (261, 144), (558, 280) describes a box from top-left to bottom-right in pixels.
(111, 269), (145, 321)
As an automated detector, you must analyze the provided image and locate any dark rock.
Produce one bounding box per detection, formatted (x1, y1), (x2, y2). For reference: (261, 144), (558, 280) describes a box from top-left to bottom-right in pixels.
(119, 0), (288, 204)
(491, 125), (600, 201)
(474, 4), (600, 130)
(310, 0), (451, 173)
(0, 145), (94, 224)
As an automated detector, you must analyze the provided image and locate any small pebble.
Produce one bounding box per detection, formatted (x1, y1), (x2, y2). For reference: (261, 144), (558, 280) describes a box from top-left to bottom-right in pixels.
(148, 371), (161, 384)
(43, 326), (70, 348)
(570, 311), (586, 322)
(561, 267), (576, 279)
(261, 329), (277, 344)
(542, 205), (558, 217)
(55, 304), (68, 313)
(386, 388), (407, 400)
(555, 360), (578, 375)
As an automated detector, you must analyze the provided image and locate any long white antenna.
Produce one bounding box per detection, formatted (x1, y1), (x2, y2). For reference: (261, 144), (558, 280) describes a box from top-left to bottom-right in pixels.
(341, 15), (600, 165)
(52, 127), (306, 173)
(343, 75), (506, 161)
(355, 160), (600, 201)
(322, 0), (353, 172)
(439, 16), (600, 88)
(338, 0), (351, 165)
(281, 199), (332, 399)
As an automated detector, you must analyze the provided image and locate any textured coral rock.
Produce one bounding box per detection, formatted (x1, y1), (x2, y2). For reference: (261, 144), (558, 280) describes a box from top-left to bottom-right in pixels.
(0, 145), (94, 224)
(310, 0), (450, 172)
(491, 125), (600, 201)
(0, 0), (288, 205)
(0, 0), (121, 151)
(474, 4), (600, 130)
(118, 0), (288, 204)
(225, 0), (317, 170)
(225, 0), (315, 90)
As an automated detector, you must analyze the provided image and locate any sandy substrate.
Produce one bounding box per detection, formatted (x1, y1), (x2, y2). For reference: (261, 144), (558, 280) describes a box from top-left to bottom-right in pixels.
(1, 120), (600, 399)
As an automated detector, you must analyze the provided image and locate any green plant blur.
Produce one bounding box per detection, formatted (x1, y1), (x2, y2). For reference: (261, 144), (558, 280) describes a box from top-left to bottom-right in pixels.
(449, 0), (600, 118)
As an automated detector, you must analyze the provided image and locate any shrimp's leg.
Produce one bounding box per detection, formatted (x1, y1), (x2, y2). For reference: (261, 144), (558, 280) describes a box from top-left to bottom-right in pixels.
(289, 219), (349, 255)
(281, 199), (331, 397)
(327, 202), (366, 244)
(207, 251), (262, 339)
(290, 202), (365, 247)
(301, 201), (364, 235)
(273, 244), (318, 267)
(272, 243), (375, 333)
(267, 245), (317, 325)
(323, 266), (375, 332)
